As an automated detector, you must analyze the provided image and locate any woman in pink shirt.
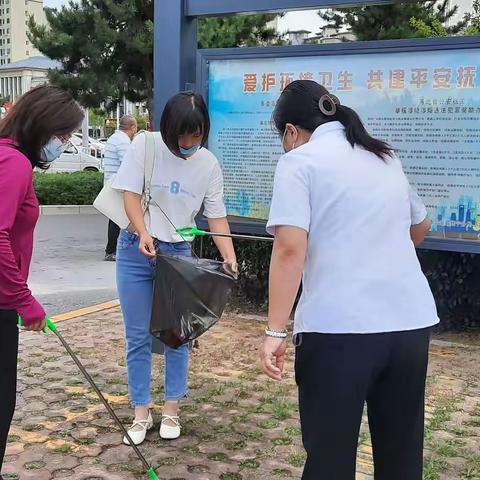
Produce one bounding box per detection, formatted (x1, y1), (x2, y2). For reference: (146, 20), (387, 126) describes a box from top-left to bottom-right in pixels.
(0, 85), (83, 476)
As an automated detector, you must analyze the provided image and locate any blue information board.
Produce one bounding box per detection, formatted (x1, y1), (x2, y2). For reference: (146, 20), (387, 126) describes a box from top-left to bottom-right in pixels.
(199, 37), (480, 252)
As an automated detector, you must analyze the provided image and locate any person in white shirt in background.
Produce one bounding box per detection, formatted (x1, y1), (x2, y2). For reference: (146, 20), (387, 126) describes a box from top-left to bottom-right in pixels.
(112, 92), (237, 445)
(103, 115), (138, 261)
(260, 80), (438, 480)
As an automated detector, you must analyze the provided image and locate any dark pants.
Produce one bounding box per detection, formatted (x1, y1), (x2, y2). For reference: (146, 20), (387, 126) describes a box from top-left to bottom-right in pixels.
(106, 220), (121, 255)
(295, 327), (431, 480)
(0, 310), (18, 472)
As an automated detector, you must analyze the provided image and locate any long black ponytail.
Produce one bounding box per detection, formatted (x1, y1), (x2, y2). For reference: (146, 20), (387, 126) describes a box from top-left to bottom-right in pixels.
(273, 80), (393, 161)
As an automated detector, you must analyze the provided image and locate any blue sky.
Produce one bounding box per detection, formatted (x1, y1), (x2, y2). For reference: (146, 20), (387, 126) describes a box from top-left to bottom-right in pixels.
(44, 0), (66, 8)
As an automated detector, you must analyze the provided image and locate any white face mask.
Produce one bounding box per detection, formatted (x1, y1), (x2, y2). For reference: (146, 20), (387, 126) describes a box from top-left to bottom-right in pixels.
(282, 127), (296, 153)
(41, 137), (70, 163)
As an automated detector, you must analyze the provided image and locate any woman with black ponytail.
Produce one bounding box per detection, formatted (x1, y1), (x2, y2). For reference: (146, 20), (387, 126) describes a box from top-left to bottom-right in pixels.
(260, 80), (437, 480)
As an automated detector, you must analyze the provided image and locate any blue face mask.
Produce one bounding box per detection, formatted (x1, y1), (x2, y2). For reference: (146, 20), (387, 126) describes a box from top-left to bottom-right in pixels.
(179, 143), (201, 156)
(41, 137), (69, 163)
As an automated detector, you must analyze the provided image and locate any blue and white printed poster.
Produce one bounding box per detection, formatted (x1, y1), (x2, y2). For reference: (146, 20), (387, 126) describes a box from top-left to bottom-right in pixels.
(208, 48), (480, 241)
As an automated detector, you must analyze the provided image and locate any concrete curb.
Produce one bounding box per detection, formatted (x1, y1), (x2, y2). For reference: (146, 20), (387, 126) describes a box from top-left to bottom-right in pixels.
(40, 205), (100, 215)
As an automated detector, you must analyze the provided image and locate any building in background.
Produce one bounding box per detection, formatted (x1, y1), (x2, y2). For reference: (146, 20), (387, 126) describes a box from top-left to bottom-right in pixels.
(0, 0), (47, 66)
(0, 55), (58, 101)
(446, 0), (472, 25)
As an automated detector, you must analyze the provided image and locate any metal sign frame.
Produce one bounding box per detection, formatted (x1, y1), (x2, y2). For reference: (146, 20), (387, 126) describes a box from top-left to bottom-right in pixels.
(154, 0), (480, 253)
(196, 36), (480, 253)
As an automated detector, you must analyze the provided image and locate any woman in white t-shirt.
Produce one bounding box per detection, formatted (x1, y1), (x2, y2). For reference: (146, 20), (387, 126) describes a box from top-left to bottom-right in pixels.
(112, 92), (237, 445)
(260, 80), (438, 480)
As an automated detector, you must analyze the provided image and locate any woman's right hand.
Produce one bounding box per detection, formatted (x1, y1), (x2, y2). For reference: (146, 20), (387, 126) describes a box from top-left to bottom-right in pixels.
(23, 318), (46, 332)
(139, 232), (156, 258)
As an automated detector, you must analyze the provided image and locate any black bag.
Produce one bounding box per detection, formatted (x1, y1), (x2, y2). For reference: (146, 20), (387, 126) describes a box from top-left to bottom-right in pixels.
(151, 254), (236, 349)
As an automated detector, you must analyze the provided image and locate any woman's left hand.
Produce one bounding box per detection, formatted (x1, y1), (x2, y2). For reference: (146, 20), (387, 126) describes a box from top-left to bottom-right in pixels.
(260, 336), (287, 381)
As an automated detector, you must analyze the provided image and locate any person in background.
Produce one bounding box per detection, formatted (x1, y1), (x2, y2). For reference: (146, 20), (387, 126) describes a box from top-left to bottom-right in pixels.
(0, 86), (84, 478)
(112, 92), (237, 445)
(103, 114), (138, 261)
(260, 80), (437, 480)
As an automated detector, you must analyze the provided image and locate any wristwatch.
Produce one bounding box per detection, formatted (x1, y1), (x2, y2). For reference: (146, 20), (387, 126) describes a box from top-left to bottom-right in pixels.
(265, 326), (288, 339)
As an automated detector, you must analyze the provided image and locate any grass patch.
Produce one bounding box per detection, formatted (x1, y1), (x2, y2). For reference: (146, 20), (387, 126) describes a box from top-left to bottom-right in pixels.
(358, 432), (369, 446)
(273, 436), (293, 446)
(54, 444), (73, 454)
(461, 456), (480, 479)
(285, 427), (301, 437)
(219, 474), (242, 480)
(243, 430), (263, 441)
(240, 458), (260, 469)
(226, 440), (247, 451)
(271, 401), (296, 420)
(24, 461), (46, 470)
(426, 396), (460, 438)
(423, 457), (448, 480)
(287, 452), (306, 468)
(213, 424), (234, 434)
(464, 419), (480, 428)
(208, 452), (229, 462)
(272, 469), (293, 478)
(258, 419), (280, 430)
(431, 438), (466, 458)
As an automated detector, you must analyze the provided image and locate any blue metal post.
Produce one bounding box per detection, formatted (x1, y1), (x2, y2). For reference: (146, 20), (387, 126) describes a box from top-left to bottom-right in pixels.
(154, 0), (197, 129)
(186, 0), (393, 16)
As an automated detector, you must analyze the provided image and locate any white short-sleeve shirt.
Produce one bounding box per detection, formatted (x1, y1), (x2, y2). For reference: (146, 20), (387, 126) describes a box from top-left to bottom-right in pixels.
(112, 132), (227, 242)
(267, 121), (438, 335)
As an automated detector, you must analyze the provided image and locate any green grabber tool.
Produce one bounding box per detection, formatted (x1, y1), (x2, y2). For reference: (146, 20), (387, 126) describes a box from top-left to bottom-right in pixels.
(177, 226), (274, 242)
(18, 316), (160, 480)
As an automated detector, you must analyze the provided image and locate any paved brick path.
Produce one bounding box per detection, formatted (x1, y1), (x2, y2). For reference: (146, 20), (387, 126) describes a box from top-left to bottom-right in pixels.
(3, 308), (480, 479)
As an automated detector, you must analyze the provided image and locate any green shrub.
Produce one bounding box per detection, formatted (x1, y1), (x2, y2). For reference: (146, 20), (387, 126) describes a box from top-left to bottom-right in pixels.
(34, 171), (103, 205)
(196, 236), (271, 308)
(418, 250), (480, 331)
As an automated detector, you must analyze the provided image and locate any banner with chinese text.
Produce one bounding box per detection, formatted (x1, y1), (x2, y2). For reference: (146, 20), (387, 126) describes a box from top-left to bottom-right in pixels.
(208, 47), (480, 241)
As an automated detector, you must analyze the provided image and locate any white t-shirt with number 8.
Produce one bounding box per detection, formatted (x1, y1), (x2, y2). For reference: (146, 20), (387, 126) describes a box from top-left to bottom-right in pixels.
(112, 132), (227, 242)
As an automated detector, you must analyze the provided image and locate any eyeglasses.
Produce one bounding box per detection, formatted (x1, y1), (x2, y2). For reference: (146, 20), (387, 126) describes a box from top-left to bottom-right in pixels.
(57, 133), (72, 144)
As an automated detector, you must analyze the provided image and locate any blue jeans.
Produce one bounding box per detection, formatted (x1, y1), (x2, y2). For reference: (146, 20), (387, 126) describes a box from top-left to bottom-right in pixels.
(116, 230), (191, 406)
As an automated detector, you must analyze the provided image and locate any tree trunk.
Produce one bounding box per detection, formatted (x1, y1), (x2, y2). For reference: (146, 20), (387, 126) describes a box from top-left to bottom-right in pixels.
(146, 95), (154, 130)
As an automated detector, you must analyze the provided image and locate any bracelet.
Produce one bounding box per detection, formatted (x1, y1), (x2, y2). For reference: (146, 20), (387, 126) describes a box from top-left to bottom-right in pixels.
(265, 326), (288, 339)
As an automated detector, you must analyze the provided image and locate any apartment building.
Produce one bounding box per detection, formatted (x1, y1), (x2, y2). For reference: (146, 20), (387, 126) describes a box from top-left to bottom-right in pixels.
(0, 0), (47, 66)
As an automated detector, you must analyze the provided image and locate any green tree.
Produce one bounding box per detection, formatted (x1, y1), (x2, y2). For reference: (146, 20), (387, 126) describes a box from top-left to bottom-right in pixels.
(465, 0), (480, 35)
(198, 14), (280, 49)
(88, 109), (106, 128)
(319, 0), (466, 41)
(409, 16), (449, 37)
(29, 0), (154, 114)
(410, 0), (480, 37)
(29, 1), (280, 118)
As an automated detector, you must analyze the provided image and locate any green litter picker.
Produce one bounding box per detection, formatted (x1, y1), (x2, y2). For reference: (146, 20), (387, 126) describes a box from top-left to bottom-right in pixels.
(176, 226), (274, 242)
(18, 316), (160, 480)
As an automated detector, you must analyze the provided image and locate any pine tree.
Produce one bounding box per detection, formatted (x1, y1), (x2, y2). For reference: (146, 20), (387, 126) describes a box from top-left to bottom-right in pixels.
(465, 0), (480, 35)
(29, 1), (280, 117)
(319, 0), (466, 41)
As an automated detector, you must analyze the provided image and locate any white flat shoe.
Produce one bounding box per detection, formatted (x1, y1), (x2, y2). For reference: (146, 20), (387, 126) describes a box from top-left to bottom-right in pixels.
(123, 412), (154, 446)
(159, 414), (181, 440)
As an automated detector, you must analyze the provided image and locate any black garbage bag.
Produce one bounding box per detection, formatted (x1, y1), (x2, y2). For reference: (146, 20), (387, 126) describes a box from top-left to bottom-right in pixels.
(151, 254), (236, 349)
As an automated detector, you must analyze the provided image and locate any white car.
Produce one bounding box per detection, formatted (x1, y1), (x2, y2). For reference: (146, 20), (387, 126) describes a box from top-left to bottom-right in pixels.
(47, 143), (102, 173)
(72, 133), (105, 158)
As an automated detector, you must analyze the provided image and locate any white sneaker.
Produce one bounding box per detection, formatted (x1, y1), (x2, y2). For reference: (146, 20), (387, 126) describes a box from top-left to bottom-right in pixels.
(123, 412), (154, 446)
(159, 414), (181, 440)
